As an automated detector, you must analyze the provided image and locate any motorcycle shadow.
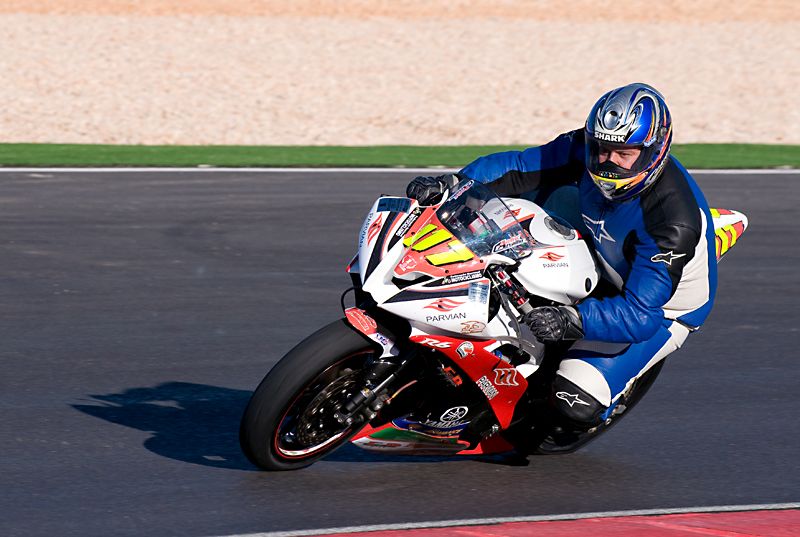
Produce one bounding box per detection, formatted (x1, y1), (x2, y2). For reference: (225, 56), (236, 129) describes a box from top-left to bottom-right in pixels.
(72, 381), (257, 471)
(326, 444), (531, 466)
(72, 382), (530, 470)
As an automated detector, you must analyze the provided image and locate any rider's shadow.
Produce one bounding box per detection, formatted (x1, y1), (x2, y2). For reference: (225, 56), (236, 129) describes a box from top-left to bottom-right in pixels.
(72, 381), (257, 471)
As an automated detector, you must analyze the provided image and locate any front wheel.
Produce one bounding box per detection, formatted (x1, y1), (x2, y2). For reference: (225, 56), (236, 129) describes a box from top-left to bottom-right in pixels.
(239, 319), (377, 470)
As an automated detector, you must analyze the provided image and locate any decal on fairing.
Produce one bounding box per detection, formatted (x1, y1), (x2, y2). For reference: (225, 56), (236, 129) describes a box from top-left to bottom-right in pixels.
(714, 222), (745, 260)
(460, 321), (486, 334)
(418, 337), (452, 349)
(401, 223), (476, 266)
(344, 308), (377, 335)
(364, 212), (402, 280)
(397, 253), (417, 272)
(425, 240), (474, 266)
(442, 366), (463, 386)
(407, 334), (529, 430)
(424, 298), (465, 312)
(403, 223), (438, 248)
(387, 207), (422, 250)
(439, 406), (469, 423)
(437, 270), (483, 285)
(385, 288), (469, 304)
(412, 229), (453, 251)
(468, 281), (490, 304)
(456, 341), (474, 358)
(493, 368), (519, 387)
(377, 197), (412, 214)
(710, 208), (748, 261)
(491, 231), (527, 254)
(540, 251), (564, 262)
(366, 214), (383, 246)
(476, 375), (499, 400)
(540, 250), (569, 268)
(426, 312), (466, 322)
(390, 417), (469, 438)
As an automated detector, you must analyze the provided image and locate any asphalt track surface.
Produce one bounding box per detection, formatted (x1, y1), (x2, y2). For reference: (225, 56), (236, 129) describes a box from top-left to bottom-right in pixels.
(1, 169), (798, 537)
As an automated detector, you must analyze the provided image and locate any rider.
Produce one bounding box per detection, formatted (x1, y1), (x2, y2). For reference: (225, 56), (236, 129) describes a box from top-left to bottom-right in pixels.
(406, 83), (718, 434)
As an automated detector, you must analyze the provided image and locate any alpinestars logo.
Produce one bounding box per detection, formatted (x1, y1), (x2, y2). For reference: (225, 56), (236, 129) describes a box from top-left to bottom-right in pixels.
(556, 391), (590, 408)
(651, 251), (686, 265)
(582, 214), (616, 244)
(424, 298), (465, 312)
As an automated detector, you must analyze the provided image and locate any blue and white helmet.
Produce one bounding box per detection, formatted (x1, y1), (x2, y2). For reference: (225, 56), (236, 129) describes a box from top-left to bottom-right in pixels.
(585, 83), (672, 201)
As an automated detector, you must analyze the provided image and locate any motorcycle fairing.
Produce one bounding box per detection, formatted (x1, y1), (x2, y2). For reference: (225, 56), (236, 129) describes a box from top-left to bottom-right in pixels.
(343, 307), (398, 358)
(355, 199), (499, 336)
(351, 421), (516, 456)
(394, 214), (485, 280)
(410, 334), (528, 429)
(710, 208), (748, 261)
(351, 424), (470, 455)
(357, 197), (419, 284)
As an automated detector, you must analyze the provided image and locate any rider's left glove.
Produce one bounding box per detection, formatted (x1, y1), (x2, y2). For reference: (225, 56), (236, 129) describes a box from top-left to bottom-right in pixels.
(406, 174), (458, 205)
(523, 306), (584, 342)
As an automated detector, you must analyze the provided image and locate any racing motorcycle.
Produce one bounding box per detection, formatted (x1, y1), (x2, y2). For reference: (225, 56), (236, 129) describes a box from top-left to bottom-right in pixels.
(240, 179), (748, 471)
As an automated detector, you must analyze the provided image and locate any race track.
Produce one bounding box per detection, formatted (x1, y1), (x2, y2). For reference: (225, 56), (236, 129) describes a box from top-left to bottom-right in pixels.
(1, 169), (798, 537)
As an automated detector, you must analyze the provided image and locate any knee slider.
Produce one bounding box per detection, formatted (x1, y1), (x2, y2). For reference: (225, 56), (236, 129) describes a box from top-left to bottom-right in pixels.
(552, 375), (606, 427)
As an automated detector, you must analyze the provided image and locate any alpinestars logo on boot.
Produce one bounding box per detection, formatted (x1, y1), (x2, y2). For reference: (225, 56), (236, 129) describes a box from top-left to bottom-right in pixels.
(556, 391), (590, 407)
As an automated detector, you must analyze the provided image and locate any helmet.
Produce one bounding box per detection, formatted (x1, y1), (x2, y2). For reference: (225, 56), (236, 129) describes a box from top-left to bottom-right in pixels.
(585, 83), (672, 201)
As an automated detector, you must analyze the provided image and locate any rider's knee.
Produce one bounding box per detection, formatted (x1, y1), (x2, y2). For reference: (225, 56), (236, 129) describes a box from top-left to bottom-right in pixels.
(551, 374), (607, 428)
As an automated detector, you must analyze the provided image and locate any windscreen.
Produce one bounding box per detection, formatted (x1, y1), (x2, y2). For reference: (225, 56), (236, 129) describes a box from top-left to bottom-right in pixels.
(435, 179), (533, 260)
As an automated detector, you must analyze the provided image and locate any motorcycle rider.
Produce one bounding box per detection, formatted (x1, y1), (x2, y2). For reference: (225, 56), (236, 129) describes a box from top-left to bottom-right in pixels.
(406, 83), (718, 437)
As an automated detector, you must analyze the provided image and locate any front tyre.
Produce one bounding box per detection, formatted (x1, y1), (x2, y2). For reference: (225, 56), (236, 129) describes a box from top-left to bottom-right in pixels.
(239, 319), (376, 471)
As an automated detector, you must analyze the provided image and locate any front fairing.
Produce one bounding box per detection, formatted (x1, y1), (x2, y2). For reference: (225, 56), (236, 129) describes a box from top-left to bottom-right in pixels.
(357, 181), (534, 338)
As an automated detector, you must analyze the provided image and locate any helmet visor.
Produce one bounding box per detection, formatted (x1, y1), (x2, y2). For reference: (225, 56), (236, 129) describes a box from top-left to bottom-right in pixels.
(585, 132), (665, 198)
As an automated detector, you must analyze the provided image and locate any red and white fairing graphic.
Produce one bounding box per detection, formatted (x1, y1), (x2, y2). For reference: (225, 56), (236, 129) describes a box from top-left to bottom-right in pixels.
(410, 334), (527, 429)
(351, 193), (599, 341)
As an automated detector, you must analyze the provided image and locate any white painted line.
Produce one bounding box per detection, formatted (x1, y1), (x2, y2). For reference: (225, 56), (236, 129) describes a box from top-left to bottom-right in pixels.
(220, 502), (800, 537)
(0, 167), (797, 174)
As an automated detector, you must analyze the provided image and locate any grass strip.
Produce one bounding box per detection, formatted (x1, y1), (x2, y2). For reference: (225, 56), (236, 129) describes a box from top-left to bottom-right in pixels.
(0, 143), (798, 169)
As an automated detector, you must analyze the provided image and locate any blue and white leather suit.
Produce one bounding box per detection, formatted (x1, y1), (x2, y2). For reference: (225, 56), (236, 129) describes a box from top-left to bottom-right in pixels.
(460, 129), (718, 424)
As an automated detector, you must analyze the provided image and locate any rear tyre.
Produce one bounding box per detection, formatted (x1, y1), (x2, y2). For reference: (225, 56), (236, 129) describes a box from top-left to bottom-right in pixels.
(239, 319), (376, 471)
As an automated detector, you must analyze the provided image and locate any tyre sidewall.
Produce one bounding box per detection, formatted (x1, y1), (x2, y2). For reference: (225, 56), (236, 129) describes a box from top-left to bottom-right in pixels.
(240, 319), (375, 470)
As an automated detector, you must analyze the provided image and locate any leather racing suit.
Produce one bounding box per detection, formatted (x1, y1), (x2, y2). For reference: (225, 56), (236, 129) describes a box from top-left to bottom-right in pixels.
(459, 129), (719, 426)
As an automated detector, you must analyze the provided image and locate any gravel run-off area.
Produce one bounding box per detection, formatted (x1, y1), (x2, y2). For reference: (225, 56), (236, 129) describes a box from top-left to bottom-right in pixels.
(0, 1), (798, 145)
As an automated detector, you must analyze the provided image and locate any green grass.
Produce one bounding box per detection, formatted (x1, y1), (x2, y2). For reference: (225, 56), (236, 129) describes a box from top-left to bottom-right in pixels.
(0, 143), (798, 168)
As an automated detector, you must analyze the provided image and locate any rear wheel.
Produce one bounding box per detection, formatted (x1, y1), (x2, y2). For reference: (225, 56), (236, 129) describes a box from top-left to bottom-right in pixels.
(239, 319), (376, 470)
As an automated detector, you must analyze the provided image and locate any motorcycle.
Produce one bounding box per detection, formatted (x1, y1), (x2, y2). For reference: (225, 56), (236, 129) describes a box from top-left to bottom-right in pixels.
(239, 179), (748, 470)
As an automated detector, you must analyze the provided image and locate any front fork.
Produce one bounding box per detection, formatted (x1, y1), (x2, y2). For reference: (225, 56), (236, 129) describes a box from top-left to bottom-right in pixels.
(334, 307), (411, 427)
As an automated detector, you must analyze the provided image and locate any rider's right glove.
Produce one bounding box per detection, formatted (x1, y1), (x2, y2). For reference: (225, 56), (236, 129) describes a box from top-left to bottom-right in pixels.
(406, 174), (459, 205)
(523, 306), (584, 343)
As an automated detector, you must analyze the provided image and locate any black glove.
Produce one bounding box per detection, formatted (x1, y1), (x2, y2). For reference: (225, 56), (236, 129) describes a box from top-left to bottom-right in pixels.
(406, 174), (458, 205)
(523, 306), (584, 342)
